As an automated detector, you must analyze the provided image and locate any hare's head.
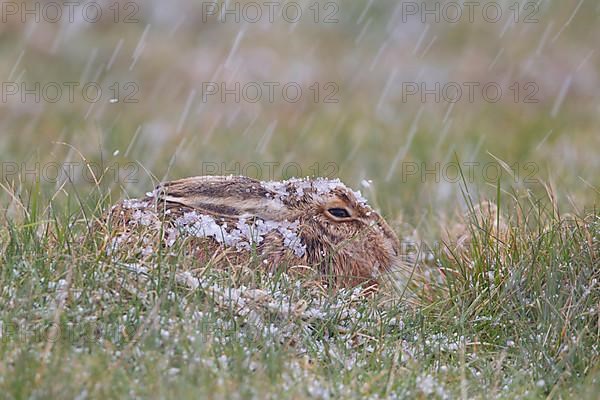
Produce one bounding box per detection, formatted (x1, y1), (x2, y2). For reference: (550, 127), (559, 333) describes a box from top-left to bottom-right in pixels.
(261, 178), (401, 284)
(153, 175), (401, 286)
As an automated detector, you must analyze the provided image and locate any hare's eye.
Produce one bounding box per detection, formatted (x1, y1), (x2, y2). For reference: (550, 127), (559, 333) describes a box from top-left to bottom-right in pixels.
(327, 207), (351, 219)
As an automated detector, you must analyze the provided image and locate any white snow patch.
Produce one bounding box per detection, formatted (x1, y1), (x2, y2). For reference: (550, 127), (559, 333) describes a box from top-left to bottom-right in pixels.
(261, 177), (368, 206)
(174, 211), (306, 257)
(122, 199), (147, 209)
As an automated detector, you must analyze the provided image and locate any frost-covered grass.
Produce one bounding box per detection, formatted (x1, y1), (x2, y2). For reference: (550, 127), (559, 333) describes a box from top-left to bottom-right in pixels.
(0, 184), (597, 399)
(1, 0), (599, 398)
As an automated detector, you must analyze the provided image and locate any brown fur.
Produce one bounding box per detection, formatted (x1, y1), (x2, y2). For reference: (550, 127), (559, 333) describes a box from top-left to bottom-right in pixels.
(441, 201), (510, 264)
(105, 175), (401, 288)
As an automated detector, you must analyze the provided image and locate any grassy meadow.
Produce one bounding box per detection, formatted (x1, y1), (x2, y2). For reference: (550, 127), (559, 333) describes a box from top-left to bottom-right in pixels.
(0, 0), (598, 398)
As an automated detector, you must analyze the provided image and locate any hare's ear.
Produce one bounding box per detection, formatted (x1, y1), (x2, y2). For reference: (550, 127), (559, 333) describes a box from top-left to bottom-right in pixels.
(155, 176), (295, 221)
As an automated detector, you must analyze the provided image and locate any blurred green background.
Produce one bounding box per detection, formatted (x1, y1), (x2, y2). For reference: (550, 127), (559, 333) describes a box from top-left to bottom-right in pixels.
(1, 0), (598, 226)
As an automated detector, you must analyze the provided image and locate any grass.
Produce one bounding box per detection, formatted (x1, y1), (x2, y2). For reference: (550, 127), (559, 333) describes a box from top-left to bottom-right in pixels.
(0, 178), (597, 399)
(1, 0), (599, 398)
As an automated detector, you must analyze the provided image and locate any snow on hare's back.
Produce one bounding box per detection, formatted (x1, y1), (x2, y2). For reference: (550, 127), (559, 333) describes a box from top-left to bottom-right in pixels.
(107, 175), (401, 287)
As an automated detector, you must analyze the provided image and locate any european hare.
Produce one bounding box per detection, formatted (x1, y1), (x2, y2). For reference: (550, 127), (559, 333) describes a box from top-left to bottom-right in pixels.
(106, 175), (401, 288)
